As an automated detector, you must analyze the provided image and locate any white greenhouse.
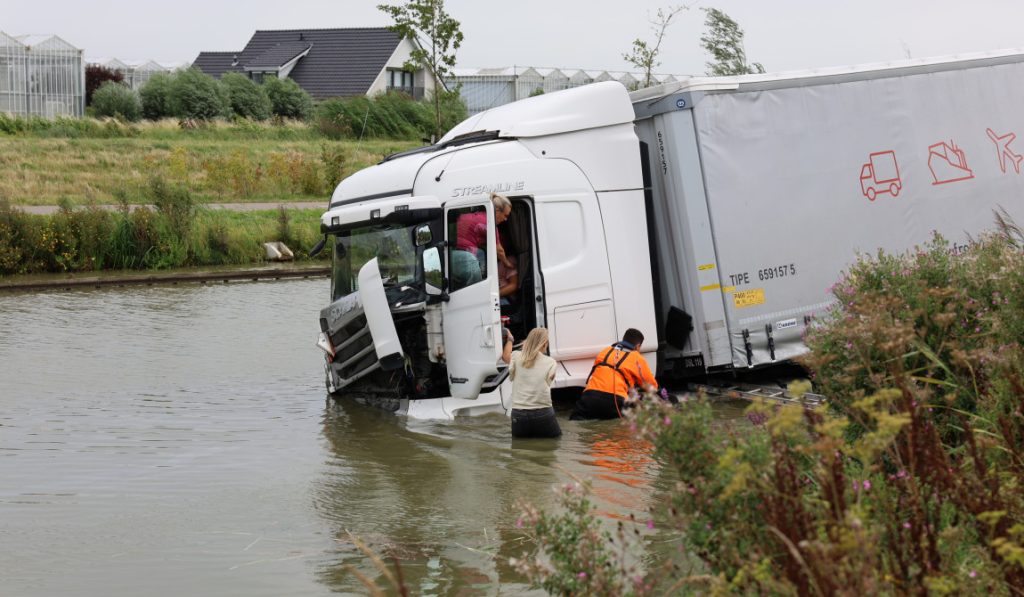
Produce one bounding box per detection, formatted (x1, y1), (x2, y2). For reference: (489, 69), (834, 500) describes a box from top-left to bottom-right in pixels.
(0, 32), (85, 118)
(93, 58), (173, 90)
(447, 66), (688, 115)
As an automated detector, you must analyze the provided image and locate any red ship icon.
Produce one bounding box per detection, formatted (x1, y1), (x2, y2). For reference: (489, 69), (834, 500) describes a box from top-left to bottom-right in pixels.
(927, 140), (974, 185)
(986, 128), (1023, 174)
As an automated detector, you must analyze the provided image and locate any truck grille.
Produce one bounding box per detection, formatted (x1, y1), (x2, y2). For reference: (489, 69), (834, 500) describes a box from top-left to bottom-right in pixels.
(321, 297), (382, 389)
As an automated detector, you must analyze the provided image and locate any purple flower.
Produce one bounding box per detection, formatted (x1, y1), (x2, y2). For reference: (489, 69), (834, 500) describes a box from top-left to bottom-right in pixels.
(578, 572), (588, 580)
(862, 479), (872, 491)
(515, 517), (523, 529)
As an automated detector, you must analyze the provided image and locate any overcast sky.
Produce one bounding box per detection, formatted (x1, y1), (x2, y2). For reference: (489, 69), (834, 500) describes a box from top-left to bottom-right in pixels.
(8, 0), (1024, 75)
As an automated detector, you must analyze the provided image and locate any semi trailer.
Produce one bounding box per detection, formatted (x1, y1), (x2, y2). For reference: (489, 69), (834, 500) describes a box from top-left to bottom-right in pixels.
(315, 49), (1024, 419)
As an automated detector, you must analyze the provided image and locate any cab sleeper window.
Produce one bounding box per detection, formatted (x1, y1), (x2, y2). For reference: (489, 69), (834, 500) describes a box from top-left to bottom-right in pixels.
(447, 205), (489, 292)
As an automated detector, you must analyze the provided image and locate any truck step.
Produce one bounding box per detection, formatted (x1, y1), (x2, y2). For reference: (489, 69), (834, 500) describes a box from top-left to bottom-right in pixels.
(685, 381), (825, 408)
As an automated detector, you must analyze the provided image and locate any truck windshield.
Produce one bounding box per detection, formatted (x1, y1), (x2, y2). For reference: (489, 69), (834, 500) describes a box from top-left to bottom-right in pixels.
(331, 223), (419, 302)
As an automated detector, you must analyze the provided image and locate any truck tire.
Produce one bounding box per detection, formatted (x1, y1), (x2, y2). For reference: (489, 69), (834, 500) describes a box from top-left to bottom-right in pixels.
(890, 183), (900, 197)
(866, 187), (877, 201)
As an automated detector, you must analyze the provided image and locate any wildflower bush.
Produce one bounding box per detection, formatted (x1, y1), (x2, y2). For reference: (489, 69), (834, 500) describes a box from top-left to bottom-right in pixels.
(513, 479), (652, 596)
(518, 227), (1024, 594)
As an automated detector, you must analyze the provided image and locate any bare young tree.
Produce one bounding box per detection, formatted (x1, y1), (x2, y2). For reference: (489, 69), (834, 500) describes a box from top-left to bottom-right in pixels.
(700, 7), (765, 76)
(623, 5), (689, 89)
(378, 0), (464, 139)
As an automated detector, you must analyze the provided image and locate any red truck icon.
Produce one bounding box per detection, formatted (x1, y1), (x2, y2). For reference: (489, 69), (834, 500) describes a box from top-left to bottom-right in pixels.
(859, 150), (902, 201)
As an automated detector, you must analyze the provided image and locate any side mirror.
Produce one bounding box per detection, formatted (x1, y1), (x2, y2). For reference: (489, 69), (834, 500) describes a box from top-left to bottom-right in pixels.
(309, 236), (327, 257)
(414, 224), (432, 247)
(422, 246), (443, 297)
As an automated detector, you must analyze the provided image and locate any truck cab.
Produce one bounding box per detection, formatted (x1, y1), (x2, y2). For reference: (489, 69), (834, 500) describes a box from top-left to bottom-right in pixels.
(316, 82), (658, 418)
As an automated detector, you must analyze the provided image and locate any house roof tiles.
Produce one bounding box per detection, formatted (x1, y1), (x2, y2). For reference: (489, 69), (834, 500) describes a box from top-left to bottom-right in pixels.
(192, 28), (403, 99)
(244, 41), (312, 69)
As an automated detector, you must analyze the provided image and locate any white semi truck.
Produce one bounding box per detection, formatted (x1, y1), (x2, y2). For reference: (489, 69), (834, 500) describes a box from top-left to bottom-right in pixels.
(315, 50), (1024, 419)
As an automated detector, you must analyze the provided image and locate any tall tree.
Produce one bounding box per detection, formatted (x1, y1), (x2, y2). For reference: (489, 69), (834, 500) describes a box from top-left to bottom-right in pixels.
(623, 5), (688, 89)
(378, 0), (464, 140)
(700, 7), (765, 76)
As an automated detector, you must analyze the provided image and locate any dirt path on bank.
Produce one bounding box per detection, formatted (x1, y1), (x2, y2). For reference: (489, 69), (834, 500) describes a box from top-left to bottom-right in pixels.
(13, 202), (328, 215)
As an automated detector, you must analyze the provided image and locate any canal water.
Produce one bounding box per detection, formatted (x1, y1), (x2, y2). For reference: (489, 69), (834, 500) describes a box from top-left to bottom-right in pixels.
(0, 279), (745, 596)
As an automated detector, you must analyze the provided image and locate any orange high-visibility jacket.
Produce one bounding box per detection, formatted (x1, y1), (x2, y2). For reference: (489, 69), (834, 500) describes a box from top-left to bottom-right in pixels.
(583, 344), (658, 399)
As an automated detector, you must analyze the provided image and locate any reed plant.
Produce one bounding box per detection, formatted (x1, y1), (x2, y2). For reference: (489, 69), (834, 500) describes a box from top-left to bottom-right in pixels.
(0, 194), (326, 276)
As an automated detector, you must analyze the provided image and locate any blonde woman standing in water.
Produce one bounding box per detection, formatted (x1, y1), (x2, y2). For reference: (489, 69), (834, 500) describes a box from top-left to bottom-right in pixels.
(509, 328), (561, 438)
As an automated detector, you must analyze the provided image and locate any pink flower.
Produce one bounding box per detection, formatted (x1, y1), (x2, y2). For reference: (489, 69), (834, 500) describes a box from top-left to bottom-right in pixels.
(902, 522), (911, 529)
(969, 570), (977, 578)
(862, 480), (872, 491)
(663, 416), (672, 426)
(515, 517), (523, 529)
(646, 519), (655, 529)
(577, 572), (587, 580)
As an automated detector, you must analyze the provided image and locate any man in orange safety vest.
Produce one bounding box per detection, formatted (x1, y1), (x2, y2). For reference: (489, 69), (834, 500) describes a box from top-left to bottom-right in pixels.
(570, 328), (658, 420)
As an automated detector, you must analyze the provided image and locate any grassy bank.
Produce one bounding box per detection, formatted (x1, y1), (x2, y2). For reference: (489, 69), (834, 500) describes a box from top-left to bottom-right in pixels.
(516, 224), (1024, 595)
(0, 189), (327, 276)
(0, 118), (419, 205)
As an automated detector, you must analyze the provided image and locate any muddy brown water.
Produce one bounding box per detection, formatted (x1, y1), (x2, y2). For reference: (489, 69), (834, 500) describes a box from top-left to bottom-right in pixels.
(0, 278), (747, 596)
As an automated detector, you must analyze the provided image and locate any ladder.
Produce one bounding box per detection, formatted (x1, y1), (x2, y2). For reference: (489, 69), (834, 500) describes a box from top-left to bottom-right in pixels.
(685, 381), (825, 408)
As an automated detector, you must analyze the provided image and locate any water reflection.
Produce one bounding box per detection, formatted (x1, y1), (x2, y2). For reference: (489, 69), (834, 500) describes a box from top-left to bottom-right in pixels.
(314, 400), (551, 594)
(313, 397), (677, 595)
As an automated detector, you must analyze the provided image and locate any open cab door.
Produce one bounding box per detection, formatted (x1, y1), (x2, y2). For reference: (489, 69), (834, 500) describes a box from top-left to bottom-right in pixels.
(442, 198), (503, 399)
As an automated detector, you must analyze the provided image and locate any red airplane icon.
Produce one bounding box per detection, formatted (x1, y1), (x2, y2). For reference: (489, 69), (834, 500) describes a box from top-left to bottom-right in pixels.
(986, 128), (1023, 174)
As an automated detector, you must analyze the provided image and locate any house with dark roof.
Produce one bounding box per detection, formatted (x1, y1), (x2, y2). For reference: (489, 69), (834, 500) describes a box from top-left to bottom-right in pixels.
(192, 28), (438, 100)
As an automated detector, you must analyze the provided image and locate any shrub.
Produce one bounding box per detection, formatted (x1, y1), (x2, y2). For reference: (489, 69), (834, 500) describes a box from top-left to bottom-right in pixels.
(147, 175), (195, 241)
(436, 90), (469, 134)
(319, 144), (348, 192)
(91, 82), (142, 122)
(314, 91), (467, 141)
(170, 68), (229, 120)
(313, 98), (354, 140)
(85, 64), (124, 106)
(139, 72), (176, 120)
(262, 77), (313, 120)
(221, 72), (272, 120)
(315, 94), (421, 140)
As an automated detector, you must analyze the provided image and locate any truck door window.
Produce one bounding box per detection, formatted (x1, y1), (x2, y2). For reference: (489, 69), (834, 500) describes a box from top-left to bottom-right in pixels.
(447, 205), (489, 292)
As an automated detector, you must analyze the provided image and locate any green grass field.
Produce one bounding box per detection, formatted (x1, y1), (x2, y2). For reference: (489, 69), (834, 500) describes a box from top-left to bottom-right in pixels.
(0, 119), (419, 205)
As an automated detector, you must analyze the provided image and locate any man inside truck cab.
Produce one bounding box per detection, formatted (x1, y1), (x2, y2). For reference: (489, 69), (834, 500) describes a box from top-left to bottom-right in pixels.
(570, 329), (659, 420)
(455, 192), (513, 272)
